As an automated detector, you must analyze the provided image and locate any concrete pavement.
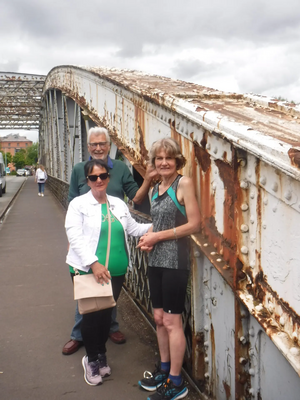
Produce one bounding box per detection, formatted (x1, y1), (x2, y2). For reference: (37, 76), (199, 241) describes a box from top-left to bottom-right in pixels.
(0, 177), (200, 400)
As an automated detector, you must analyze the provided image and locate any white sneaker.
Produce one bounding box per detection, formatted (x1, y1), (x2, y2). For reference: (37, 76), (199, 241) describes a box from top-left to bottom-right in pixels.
(41, 194), (44, 197)
(38, 193), (41, 196)
(98, 353), (111, 377)
(82, 356), (103, 386)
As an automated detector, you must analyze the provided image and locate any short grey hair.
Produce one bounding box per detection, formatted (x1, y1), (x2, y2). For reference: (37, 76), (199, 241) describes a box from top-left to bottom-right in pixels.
(87, 127), (110, 144)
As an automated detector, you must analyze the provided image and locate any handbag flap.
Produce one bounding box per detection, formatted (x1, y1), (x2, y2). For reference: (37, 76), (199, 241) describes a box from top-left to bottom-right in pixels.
(74, 274), (113, 300)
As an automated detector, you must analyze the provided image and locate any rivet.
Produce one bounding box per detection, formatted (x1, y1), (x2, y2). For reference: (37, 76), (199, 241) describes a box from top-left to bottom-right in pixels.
(205, 294), (209, 299)
(212, 298), (217, 306)
(240, 336), (247, 345)
(249, 388), (255, 396)
(260, 176), (266, 185)
(249, 349), (255, 356)
(210, 252), (216, 255)
(194, 251), (200, 258)
(249, 369), (255, 376)
(285, 190), (292, 200)
(262, 222), (267, 229)
(263, 198), (268, 205)
(204, 243), (208, 247)
(213, 147), (218, 154)
(204, 325), (209, 331)
(240, 180), (248, 189)
(239, 159), (246, 167)
(250, 260), (255, 268)
(280, 317), (285, 326)
(250, 235), (255, 243)
(250, 191), (255, 199)
(250, 216), (255, 224)
(239, 357), (248, 365)
(241, 246), (248, 255)
(205, 309), (209, 315)
(213, 283), (217, 290)
(223, 265), (230, 270)
(204, 373), (209, 379)
(241, 224), (249, 233)
(205, 357), (209, 363)
(204, 341), (209, 347)
(206, 143), (211, 150)
(272, 206), (277, 212)
(241, 203), (249, 211)
(249, 328), (255, 336)
(290, 347), (300, 355)
(217, 258), (222, 262)
(272, 182), (278, 192)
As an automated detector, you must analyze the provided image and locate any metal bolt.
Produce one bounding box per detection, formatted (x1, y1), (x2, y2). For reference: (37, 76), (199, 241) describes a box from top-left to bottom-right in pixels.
(240, 180), (248, 189)
(249, 328), (255, 336)
(272, 182), (278, 192)
(250, 191), (255, 199)
(285, 190), (292, 201)
(204, 325), (209, 332)
(206, 143), (211, 150)
(212, 298), (217, 306)
(241, 203), (249, 211)
(239, 357), (248, 365)
(249, 368), (255, 376)
(239, 159), (246, 167)
(204, 243), (208, 247)
(240, 336), (247, 345)
(213, 147), (218, 154)
(260, 176), (266, 185)
(263, 198), (268, 205)
(217, 258), (222, 262)
(204, 373), (209, 379)
(249, 388), (255, 396)
(205, 357), (209, 363)
(204, 341), (209, 347)
(241, 246), (249, 255)
(241, 224), (249, 232)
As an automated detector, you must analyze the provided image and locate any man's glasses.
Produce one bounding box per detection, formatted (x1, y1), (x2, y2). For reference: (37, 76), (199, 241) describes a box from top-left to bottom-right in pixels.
(88, 142), (108, 149)
(87, 173), (109, 182)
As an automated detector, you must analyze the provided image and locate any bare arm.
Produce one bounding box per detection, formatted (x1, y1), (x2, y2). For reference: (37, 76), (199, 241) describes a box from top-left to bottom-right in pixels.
(132, 164), (158, 204)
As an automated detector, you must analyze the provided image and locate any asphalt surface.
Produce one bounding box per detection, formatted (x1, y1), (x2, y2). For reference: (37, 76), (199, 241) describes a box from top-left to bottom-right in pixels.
(0, 177), (200, 400)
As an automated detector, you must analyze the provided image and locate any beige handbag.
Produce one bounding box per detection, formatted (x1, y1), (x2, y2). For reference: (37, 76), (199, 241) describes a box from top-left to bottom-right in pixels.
(73, 200), (116, 314)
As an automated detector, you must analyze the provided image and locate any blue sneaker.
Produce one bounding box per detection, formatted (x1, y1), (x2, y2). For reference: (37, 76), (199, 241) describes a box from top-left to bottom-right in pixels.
(138, 364), (168, 391)
(147, 378), (188, 400)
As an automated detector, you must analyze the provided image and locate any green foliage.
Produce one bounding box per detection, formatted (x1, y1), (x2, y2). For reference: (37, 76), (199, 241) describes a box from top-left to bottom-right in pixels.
(25, 143), (38, 165)
(12, 149), (26, 169)
(10, 170), (17, 176)
(0, 150), (12, 164)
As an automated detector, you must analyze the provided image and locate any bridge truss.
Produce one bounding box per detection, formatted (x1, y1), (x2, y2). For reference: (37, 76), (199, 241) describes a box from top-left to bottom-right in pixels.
(37, 65), (300, 398)
(0, 72), (46, 130)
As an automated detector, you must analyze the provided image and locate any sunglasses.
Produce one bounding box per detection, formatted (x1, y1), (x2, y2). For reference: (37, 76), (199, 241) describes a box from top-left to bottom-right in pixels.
(87, 173), (109, 182)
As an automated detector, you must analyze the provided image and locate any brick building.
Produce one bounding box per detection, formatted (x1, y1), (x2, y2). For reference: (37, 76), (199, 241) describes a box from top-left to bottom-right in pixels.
(0, 133), (33, 156)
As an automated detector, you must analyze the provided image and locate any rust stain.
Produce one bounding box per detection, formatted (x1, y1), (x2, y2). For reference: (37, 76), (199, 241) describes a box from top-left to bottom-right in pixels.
(223, 381), (231, 399)
(194, 142), (211, 172)
(288, 148), (300, 169)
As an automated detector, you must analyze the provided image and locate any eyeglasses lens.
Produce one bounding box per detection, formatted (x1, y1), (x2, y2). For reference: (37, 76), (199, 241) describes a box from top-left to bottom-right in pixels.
(88, 173), (109, 182)
(88, 142), (107, 148)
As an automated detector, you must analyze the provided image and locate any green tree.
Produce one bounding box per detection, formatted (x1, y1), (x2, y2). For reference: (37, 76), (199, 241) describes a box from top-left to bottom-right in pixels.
(12, 149), (26, 169)
(25, 143), (38, 165)
(0, 151), (12, 165)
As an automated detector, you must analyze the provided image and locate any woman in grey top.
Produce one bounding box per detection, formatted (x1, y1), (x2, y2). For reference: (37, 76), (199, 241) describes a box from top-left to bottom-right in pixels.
(137, 138), (201, 400)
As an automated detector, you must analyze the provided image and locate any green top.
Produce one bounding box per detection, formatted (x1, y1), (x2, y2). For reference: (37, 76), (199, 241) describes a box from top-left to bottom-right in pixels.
(68, 157), (139, 203)
(69, 204), (129, 276)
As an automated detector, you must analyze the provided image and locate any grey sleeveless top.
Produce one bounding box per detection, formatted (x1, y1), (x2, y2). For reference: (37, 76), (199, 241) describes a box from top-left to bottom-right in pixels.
(148, 175), (190, 270)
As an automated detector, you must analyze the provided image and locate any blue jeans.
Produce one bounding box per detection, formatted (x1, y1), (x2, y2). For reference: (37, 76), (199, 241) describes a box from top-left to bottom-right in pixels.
(70, 302), (120, 341)
(38, 182), (45, 193)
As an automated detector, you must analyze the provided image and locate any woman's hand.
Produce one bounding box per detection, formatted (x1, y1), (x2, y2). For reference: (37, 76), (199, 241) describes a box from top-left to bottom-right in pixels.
(136, 232), (158, 251)
(90, 261), (111, 285)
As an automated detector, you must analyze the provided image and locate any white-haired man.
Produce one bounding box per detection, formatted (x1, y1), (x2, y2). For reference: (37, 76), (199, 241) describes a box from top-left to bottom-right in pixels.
(63, 126), (156, 355)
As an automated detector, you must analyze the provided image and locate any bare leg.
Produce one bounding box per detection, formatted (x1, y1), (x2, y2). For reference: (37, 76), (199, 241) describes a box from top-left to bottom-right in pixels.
(153, 308), (170, 363)
(163, 312), (186, 376)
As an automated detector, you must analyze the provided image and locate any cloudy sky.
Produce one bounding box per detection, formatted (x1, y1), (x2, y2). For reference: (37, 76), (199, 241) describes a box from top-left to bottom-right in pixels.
(1, 0), (300, 142)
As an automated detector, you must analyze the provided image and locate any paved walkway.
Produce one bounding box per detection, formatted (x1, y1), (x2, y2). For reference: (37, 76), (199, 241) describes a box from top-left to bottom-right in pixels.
(0, 177), (200, 400)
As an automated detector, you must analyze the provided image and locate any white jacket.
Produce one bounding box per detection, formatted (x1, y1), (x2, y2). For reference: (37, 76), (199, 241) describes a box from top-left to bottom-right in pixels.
(65, 191), (151, 272)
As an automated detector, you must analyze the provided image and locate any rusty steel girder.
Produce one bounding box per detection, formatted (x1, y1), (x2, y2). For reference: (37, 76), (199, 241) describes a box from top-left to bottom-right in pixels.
(41, 66), (300, 398)
(0, 72), (46, 130)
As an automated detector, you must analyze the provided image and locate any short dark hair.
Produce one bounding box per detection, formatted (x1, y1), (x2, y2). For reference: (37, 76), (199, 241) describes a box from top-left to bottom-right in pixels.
(84, 159), (109, 179)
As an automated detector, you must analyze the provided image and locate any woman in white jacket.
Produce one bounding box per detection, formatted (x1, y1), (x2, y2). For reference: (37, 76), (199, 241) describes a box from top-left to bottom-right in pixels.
(65, 158), (151, 387)
(35, 164), (47, 196)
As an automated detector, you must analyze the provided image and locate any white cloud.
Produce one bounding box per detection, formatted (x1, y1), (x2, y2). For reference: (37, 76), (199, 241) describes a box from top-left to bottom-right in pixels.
(0, 0), (300, 105)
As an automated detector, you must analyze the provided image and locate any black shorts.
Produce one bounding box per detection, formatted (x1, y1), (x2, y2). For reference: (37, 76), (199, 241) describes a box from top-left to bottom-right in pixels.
(148, 267), (189, 314)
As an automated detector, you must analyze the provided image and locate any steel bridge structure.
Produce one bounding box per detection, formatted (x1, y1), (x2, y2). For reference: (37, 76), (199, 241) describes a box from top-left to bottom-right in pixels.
(2, 66), (300, 399)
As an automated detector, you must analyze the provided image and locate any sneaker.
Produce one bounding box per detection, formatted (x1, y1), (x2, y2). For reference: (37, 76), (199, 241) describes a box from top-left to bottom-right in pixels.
(98, 353), (111, 377)
(41, 193), (44, 197)
(147, 378), (188, 400)
(82, 356), (103, 386)
(138, 364), (168, 391)
(38, 193), (41, 196)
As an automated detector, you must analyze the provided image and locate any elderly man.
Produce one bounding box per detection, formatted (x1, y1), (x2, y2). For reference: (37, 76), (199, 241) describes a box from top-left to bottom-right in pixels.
(63, 126), (156, 355)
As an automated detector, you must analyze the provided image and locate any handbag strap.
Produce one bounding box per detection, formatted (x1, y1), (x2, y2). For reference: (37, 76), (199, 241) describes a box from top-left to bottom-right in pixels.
(104, 199), (111, 270)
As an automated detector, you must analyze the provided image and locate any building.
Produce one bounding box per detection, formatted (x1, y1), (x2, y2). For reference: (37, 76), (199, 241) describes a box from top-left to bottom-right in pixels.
(0, 133), (33, 156)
